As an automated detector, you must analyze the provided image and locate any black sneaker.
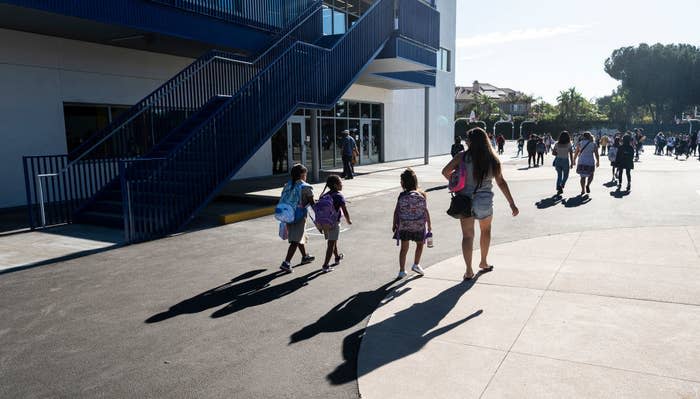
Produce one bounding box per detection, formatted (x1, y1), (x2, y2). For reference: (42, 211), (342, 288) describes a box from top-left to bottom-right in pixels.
(301, 255), (315, 264)
(333, 253), (344, 266)
(322, 265), (334, 273)
(280, 261), (292, 273)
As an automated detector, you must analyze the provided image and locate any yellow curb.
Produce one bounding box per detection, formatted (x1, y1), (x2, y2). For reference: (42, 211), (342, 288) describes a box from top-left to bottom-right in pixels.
(219, 206), (276, 225)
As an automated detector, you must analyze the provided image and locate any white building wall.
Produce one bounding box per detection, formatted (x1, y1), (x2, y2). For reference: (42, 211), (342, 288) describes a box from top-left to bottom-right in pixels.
(0, 28), (192, 208)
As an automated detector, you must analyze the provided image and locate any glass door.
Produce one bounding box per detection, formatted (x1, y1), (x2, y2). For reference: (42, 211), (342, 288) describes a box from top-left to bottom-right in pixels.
(359, 119), (372, 164)
(287, 116), (307, 170)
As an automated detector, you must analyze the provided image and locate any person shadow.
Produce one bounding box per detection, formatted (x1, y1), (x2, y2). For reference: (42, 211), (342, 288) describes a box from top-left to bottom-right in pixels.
(290, 279), (414, 345)
(326, 272), (488, 385)
(610, 189), (630, 199)
(211, 269), (323, 318)
(145, 267), (319, 323)
(536, 194), (563, 209)
(562, 195), (592, 208)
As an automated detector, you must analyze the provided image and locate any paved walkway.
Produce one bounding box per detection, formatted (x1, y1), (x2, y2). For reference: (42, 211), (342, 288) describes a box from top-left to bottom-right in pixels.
(358, 227), (700, 399)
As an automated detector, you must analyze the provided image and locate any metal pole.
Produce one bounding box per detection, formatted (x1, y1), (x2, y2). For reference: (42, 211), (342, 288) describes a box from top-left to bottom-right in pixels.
(310, 109), (320, 183)
(37, 176), (46, 227)
(424, 87), (430, 165)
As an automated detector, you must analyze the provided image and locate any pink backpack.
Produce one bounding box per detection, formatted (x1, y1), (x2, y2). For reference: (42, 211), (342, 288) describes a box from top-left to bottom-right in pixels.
(448, 152), (469, 193)
(397, 191), (427, 233)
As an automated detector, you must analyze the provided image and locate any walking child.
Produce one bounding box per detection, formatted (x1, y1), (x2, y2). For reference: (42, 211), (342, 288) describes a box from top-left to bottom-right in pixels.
(277, 164), (315, 273)
(392, 169), (431, 279)
(314, 175), (352, 273)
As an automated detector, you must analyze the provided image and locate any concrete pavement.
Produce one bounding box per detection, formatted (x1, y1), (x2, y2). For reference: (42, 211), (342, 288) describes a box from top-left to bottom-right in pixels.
(2, 145), (700, 398)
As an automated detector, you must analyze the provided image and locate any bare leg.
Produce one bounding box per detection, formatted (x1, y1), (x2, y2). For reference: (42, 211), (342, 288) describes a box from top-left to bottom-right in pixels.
(285, 243), (299, 263)
(399, 241), (410, 272)
(323, 240), (336, 266)
(298, 244), (308, 258)
(460, 217), (476, 279)
(478, 217), (493, 269)
(414, 242), (425, 266)
(333, 242), (339, 258)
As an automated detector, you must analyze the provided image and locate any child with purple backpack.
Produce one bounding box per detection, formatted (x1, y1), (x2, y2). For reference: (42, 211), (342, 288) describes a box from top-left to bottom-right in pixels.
(392, 169), (431, 279)
(314, 175), (352, 273)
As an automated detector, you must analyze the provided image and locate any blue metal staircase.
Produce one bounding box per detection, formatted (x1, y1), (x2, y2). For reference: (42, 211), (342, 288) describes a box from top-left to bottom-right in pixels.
(23, 0), (433, 243)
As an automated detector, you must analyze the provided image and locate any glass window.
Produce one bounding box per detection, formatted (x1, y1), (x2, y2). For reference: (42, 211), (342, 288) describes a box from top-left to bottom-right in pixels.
(348, 101), (360, 118)
(64, 105), (110, 153)
(321, 118), (336, 169)
(335, 118), (348, 165)
(371, 103), (381, 119)
(437, 48), (451, 72)
(322, 6), (333, 35)
(335, 101), (347, 117)
(332, 10), (346, 34)
(321, 106), (334, 117)
(361, 103), (371, 118)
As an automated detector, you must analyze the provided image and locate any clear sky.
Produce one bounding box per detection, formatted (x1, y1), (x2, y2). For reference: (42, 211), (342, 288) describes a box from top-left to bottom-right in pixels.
(455, 0), (700, 103)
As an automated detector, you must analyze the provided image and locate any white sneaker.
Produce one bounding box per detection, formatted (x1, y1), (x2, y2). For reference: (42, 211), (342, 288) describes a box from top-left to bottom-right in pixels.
(397, 271), (407, 279)
(411, 264), (425, 276)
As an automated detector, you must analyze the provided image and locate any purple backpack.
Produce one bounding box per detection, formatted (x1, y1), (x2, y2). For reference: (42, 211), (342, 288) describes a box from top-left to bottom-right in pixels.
(397, 191), (426, 233)
(313, 193), (340, 228)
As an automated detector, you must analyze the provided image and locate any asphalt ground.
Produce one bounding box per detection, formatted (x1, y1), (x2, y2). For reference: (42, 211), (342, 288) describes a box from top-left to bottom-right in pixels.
(1, 146), (700, 398)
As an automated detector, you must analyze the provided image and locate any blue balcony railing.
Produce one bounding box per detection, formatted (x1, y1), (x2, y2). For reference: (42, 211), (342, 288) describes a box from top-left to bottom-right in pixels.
(149, 0), (318, 31)
(398, 0), (440, 50)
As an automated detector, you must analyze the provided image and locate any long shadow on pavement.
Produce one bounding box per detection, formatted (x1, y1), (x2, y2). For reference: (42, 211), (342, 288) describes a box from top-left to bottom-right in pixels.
(290, 278), (413, 345)
(536, 194), (563, 209)
(211, 269), (323, 318)
(562, 195), (592, 208)
(327, 272), (487, 385)
(145, 268), (305, 323)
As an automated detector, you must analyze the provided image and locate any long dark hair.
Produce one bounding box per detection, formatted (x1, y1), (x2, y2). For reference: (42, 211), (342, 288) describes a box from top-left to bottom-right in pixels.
(558, 131), (571, 145)
(467, 128), (501, 189)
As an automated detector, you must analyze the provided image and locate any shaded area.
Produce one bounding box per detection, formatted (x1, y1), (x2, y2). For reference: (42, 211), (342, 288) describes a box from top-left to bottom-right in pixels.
(328, 271), (489, 385)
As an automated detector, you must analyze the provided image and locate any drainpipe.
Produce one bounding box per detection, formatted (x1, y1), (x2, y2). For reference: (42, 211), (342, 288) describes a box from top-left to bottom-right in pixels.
(424, 87), (430, 165)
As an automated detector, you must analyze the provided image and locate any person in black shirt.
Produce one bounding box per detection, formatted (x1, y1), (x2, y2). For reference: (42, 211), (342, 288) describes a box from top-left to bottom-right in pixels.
(527, 134), (538, 168)
(616, 134), (635, 192)
(451, 136), (465, 157)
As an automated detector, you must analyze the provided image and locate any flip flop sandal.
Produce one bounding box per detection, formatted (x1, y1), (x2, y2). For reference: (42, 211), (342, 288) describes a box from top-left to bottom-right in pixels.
(479, 266), (494, 272)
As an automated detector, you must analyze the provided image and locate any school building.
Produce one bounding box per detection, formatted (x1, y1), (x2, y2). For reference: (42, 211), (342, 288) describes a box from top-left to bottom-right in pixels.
(0, 0), (455, 241)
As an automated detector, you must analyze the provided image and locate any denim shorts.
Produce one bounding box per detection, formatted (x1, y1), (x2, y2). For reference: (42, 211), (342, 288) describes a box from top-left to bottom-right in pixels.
(471, 192), (494, 220)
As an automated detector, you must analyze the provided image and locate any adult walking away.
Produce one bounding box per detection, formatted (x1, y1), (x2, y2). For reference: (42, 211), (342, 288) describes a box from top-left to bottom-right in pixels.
(441, 128), (519, 280)
(599, 134), (609, 156)
(552, 131), (574, 195)
(574, 131), (600, 196)
(451, 136), (465, 157)
(527, 134), (538, 167)
(616, 135), (635, 191)
(608, 136), (621, 184)
(340, 130), (358, 179)
(496, 134), (505, 155)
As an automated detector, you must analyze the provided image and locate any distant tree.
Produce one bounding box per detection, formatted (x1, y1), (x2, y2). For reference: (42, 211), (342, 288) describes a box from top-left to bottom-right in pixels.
(604, 43), (700, 123)
(556, 87), (602, 122)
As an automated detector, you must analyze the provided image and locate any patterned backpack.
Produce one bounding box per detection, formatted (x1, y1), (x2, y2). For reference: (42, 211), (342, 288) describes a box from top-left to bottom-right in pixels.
(397, 191), (427, 233)
(313, 193), (340, 229)
(275, 181), (309, 223)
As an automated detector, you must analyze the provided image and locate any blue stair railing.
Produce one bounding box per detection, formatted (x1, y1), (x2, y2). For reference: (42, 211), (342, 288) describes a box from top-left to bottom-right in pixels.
(120, 0), (397, 242)
(23, 0), (323, 230)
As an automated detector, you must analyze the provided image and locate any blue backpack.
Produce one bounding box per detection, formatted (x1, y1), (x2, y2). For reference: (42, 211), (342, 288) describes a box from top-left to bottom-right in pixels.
(275, 181), (310, 223)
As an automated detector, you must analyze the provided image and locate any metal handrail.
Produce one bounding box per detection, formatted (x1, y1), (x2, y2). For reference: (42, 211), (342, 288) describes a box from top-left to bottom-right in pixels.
(67, 0), (323, 167)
